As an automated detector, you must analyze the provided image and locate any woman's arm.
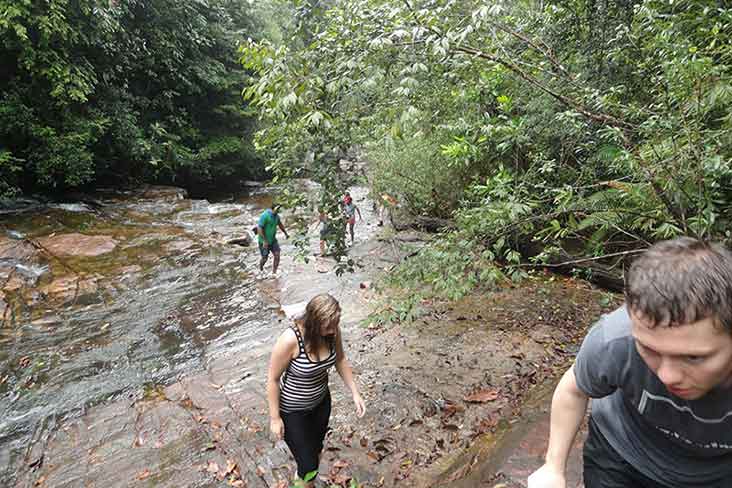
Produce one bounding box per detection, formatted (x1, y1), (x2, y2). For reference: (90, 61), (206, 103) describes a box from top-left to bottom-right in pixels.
(267, 330), (298, 439)
(334, 326), (366, 417)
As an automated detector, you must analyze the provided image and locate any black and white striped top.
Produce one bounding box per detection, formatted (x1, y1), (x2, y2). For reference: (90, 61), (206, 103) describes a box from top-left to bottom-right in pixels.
(279, 325), (337, 413)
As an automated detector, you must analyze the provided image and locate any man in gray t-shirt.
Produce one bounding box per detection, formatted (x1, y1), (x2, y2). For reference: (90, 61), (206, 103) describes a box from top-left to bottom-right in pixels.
(528, 237), (732, 488)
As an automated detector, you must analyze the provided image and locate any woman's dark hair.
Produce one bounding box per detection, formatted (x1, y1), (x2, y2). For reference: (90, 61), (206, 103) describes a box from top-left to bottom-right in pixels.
(625, 237), (732, 331)
(302, 294), (340, 354)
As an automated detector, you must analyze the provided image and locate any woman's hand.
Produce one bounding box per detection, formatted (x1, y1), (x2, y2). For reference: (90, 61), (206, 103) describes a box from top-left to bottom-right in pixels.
(270, 417), (284, 440)
(352, 391), (366, 417)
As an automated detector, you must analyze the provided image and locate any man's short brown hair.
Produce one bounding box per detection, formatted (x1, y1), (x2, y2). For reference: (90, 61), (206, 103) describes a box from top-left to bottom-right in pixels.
(625, 237), (732, 331)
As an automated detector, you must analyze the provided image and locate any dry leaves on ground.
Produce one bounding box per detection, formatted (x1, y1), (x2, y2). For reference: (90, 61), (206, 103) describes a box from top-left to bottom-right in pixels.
(464, 388), (499, 403)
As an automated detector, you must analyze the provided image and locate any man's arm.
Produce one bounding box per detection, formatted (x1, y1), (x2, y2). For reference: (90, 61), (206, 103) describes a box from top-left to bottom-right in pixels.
(528, 364), (589, 488)
(257, 225), (268, 247)
(278, 219), (289, 239)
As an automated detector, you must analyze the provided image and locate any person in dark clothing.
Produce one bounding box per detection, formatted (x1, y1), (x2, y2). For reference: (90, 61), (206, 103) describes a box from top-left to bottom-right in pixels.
(529, 237), (732, 488)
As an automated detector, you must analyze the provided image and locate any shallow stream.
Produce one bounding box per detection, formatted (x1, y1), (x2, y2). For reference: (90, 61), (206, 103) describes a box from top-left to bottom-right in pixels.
(0, 186), (291, 483)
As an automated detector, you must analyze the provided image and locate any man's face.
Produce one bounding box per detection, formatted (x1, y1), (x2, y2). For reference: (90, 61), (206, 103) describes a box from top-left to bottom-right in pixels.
(631, 310), (732, 400)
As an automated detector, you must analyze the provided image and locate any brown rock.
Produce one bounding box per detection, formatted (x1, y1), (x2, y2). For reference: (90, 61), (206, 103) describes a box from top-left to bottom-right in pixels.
(37, 233), (118, 257)
(2, 272), (25, 292)
(0, 237), (38, 261)
(140, 185), (187, 201)
(40, 275), (98, 302)
(119, 265), (142, 274)
(164, 239), (195, 252)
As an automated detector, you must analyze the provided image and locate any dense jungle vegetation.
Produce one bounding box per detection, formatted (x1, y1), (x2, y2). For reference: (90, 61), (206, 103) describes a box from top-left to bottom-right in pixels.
(242, 0), (732, 309)
(0, 0), (285, 197)
(3, 0), (731, 311)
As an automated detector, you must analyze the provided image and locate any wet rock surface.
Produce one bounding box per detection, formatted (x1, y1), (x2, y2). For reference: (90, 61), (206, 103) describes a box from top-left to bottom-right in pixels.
(36, 233), (119, 257)
(1, 183), (619, 487)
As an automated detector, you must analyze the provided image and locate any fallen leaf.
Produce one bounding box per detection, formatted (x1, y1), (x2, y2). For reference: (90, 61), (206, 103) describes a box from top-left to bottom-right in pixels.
(136, 469), (151, 480)
(463, 388), (499, 403)
(367, 451), (381, 462)
(229, 480), (245, 487)
(441, 400), (464, 418)
(255, 466), (265, 477)
(34, 475), (47, 487)
(359, 437), (368, 448)
(206, 461), (219, 474)
(476, 415), (499, 434)
(332, 459), (349, 469)
(332, 472), (351, 485)
(225, 460), (238, 475)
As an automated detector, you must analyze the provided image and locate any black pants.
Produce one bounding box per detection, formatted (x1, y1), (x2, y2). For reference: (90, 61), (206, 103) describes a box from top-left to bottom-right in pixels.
(281, 391), (332, 479)
(583, 418), (667, 488)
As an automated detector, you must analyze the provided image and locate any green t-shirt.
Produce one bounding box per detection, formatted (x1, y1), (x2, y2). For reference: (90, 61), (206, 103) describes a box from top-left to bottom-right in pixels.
(257, 209), (280, 244)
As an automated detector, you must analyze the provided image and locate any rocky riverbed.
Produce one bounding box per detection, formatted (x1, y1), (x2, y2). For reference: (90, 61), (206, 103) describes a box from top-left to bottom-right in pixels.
(1, 184), (619, 487)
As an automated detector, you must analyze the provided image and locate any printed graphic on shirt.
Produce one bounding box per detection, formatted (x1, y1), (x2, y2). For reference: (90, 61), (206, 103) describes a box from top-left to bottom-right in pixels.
(638, 390), (732, 451)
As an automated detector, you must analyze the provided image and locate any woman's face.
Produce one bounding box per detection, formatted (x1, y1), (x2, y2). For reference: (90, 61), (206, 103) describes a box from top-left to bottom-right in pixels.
(319, 313), (340, 337)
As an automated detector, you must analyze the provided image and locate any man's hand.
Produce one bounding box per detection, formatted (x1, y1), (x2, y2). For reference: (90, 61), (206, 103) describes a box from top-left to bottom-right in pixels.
(263, 241), (270, 250)
(528, 464), (566, 488)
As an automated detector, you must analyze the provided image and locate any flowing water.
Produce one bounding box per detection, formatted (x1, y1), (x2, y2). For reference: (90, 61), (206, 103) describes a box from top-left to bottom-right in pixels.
(0, 186), (291, 484)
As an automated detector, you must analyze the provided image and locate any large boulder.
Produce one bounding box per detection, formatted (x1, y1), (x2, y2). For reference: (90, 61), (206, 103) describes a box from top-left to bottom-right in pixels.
(36, 233), (118, 257)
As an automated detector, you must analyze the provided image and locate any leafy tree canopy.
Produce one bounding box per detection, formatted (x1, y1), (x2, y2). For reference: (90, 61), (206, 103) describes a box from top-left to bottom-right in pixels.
(242, 0), (732, 290)
(1, 0), (278, 198)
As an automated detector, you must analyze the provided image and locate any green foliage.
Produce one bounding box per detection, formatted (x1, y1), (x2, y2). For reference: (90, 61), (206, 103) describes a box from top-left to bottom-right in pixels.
(1, 0), (272, 196)
(290, 470), (362, 488)
(369, 235), (506, 326)
(242, 0), (732, 306)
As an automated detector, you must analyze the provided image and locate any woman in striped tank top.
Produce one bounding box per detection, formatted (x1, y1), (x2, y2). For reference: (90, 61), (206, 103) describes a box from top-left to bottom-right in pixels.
(267, 294), (366, 485)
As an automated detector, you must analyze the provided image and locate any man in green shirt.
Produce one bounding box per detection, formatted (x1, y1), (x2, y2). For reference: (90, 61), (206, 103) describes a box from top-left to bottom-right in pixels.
(257, 205), (289, 273)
